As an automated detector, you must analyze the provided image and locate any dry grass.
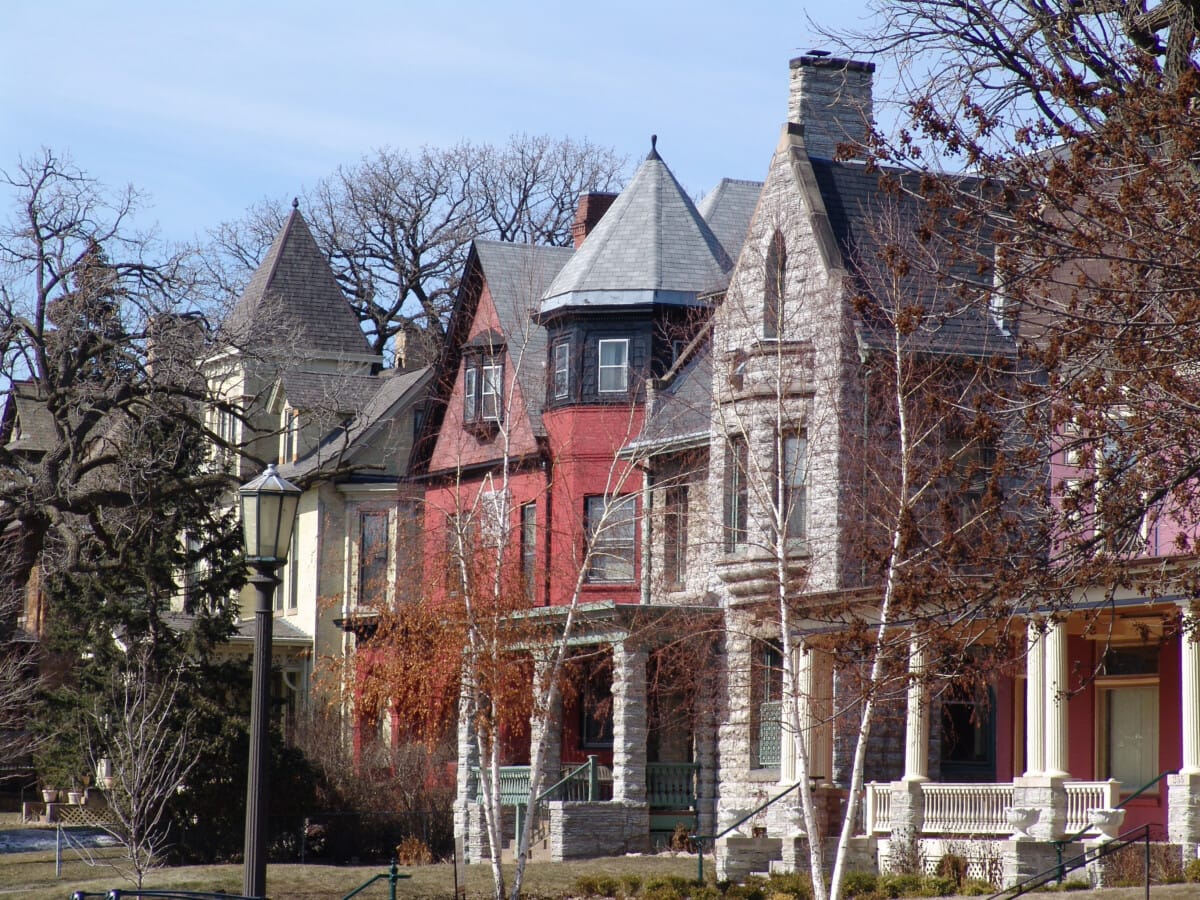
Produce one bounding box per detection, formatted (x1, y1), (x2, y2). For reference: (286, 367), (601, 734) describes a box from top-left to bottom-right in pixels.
(0, 851), (706, 899)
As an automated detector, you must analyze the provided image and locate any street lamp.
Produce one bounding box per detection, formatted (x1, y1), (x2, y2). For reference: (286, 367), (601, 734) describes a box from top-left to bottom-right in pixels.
(238, 463), (301, 899)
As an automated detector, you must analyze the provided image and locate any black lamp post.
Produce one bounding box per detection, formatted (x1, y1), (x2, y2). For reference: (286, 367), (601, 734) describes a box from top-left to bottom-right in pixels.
(238, 463), (301, 899)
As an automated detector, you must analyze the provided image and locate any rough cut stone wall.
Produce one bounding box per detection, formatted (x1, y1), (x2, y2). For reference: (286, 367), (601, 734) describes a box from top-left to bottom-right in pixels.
(787, 56), (874, 162)
(549, 801), (649, 858)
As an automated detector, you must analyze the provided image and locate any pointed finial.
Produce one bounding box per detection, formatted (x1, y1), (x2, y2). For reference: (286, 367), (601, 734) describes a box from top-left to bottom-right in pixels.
(292, 197), (299, 210)
(647, 134), (661, 161)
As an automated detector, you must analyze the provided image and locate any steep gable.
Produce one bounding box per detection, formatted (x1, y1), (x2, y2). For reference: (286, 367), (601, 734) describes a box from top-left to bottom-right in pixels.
(224, 205), (379, 364)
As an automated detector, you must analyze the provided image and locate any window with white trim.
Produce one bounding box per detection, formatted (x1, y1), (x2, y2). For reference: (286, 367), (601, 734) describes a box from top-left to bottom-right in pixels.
(598, 338), (630, 394)
(780, 431), (807, 541)
(585, 494), (637, 583)
(553, 342), (570, 400)
(463, 355), (503, 425)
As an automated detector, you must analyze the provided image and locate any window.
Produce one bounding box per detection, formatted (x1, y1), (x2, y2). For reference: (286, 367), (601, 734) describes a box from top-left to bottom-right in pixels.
(598, 338), (630, 393)
(359, 511), (390, 604)
(579, 655), (614, 749)
(521, 502), (537, 601)
(724, 436), (749, 552)
(948, 434), (995, 526)
(282, 408), (300, 463)
(663, 486), (688, 589)
(553, 342), (571, 400)
(585, 494), (637, 583)
(463, 355), (503, 425)
(940, 682), (996, 781)
(780, 432), (807, 540)
(764, 230), (786, 339)
(286, 531), (299, 612)
(751, 641), (783, 768)
(479, 489), (508, 547)
(446, 514), (473, 596)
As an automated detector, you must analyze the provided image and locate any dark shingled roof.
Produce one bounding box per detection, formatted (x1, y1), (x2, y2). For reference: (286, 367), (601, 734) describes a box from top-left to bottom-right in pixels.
(540, 148), (732, 315)
(808, 159), (1014, 359)
(474, 241), (573, 434)
(224, 208), (375, 359)
(628, 349), (713, 455)
(698, 178), (763, 263)
(278, 372), (380, 415)
(280, 366), (432, 482)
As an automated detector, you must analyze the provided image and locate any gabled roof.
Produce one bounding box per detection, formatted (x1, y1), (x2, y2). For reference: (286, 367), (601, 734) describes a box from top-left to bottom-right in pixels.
(474, 240), (573, 434)
(276, 372), (381, 415)
(805, 159), (1014, 359)
(279, 366), (433, 484)
(224, 206), (377, 361)
(698, 178), (763, 264)
(539, 143), (733, 316)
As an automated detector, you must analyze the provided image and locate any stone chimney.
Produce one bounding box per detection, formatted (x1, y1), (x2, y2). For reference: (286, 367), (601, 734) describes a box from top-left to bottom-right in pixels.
(571, 191), (618, 248)
(788, 54), (875, 161)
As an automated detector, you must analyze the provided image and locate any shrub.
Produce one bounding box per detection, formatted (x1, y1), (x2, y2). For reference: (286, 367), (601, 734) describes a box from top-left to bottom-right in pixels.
(621, 873), (644, 896)
(934, 852), (967, 889)
(917, 874), (958, 896)
(959, 879), (995, 896)
(576, 875), (620, 897)
(394, 835), (432, 866)
(765, 871), (813, 899)
(877, 873), (922, 898)
(841, 871), (878, 897)
(641, 887), (685, 900)
(670, 822), (699, 853)
(1058, 878), (1090, 891)
(1186, 857), (1200, 883)
(721, 885), (765, 900)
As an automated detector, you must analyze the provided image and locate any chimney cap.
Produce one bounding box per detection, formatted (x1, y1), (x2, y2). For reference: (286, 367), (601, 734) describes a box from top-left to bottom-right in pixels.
(790, 54), (875, 73)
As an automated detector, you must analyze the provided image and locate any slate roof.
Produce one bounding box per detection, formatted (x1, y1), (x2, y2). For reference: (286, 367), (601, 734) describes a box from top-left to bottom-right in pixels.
(474, 240), (573, 434)
(0, 381), (56, 454)
(540, 144), (733, 315)
(280, 366), (432, 483)
(808, 159), (1014, 359)
(224, 207), (376, 360)
(278, 372), (380, 414)
(698, 178), (763, 264)
(626, 349), (713, 456)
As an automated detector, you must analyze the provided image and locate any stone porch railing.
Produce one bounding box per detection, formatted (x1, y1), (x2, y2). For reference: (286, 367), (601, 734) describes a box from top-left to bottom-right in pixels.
(864, 780), (1121, 836)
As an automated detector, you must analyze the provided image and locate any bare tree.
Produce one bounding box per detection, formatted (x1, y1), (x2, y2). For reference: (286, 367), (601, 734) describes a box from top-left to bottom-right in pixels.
(87, 648), (200, 888)
(206, 136), (626, 362)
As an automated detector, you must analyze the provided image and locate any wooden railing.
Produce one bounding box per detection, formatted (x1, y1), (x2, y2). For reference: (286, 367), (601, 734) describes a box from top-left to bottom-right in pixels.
(647, 762), (699, 809)
(863, 780), (1119, 837)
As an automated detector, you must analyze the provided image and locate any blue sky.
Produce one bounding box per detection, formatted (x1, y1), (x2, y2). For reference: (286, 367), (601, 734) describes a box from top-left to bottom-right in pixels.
(1, 0), (879, 245)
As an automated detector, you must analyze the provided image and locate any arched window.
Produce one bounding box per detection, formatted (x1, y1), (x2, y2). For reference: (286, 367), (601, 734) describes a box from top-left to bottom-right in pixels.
(764, 230), (786, 339)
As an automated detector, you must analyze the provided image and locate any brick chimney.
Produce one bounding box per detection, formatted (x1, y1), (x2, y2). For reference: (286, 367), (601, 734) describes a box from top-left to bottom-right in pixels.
(571, 191), (618, 248)
(788, 54), (875, 161)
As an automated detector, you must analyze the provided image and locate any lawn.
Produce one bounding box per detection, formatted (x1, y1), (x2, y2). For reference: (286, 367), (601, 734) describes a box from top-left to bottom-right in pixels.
(0, 850), (709, 899)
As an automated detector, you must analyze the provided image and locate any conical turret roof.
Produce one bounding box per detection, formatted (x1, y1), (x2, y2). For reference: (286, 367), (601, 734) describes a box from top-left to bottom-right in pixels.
(539, 140), (732, 316)
(225, 205), (377, 360)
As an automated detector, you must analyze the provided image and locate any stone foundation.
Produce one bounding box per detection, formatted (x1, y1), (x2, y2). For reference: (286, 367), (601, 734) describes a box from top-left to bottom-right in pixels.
(548, 801), (649, 859)
(716, 835), (782, 882)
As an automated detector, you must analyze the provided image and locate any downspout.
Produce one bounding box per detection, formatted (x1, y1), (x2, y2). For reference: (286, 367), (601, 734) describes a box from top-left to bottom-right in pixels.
(640, 468), (652, 605)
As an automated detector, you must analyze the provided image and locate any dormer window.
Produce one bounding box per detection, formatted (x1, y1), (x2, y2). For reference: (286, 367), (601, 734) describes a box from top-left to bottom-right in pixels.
(463, 353), (503, 428)
(764, 229), (786, 339)
(598, 338), (630, 393)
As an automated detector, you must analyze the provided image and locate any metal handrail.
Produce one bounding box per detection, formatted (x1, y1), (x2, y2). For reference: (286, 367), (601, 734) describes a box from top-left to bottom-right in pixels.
(1054, 769), (1170, 864)
(536, 756), (599, 804)
(341, 860), (412, 900)
(987, 823), (1151, 900)
(690, 779), (807, 882)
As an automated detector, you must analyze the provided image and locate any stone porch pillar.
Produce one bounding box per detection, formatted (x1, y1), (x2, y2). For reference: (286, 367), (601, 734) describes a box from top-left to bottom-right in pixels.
(455, 685), (485, 861)
(612, 640), (648, 804)
(1169, 602), (1200, 849)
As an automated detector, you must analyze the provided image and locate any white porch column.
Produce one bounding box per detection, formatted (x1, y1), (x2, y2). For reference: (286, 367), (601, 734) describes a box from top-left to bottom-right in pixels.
(903, 637), (930, 782)
(611, 640), (648, 804)
(781, 642), (833, 785)
(1044, 619), (1070, 778)
(1024, 620), (1046, 777)
(780, 643), (799, 785)
(1182, 603), (1200, 775)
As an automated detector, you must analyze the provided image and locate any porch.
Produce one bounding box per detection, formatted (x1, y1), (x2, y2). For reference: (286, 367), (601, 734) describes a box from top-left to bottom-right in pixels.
(473, 757), (700, 858)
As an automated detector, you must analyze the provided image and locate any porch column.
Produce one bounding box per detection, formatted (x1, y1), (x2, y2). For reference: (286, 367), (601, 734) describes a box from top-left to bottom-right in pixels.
(902, 636), (930, 783)
(1044, 619), (1070, 778)
(1024, 619), (1046, 776)
(1181, 603), (1200, 776)
(782, 642), (833, 783)
(1169, 601), (1200, 849)
(612, 640), (648, 804)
